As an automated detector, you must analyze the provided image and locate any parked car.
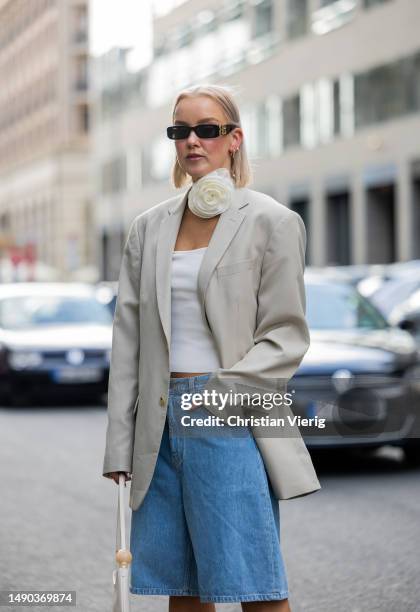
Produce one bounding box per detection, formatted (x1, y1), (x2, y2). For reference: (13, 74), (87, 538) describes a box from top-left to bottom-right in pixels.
(387, 288), (420, 344)
(362, 272), (420, 344)
(307, 260), (420, 300)
(367, 273), (420, 319)
(289, 273), (420, 465)
(306, 264), (375, 287)
(357, 260), (420, 299)
(95, 281), (118, 317)
(0, 283), (113, 405)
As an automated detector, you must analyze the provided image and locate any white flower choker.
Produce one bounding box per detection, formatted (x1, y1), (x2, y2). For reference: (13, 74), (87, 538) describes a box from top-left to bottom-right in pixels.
(187, 167), (235, 219)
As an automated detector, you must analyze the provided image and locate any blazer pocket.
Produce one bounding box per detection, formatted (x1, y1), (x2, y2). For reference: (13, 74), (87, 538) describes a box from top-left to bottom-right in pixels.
(216, 257), (258, 278)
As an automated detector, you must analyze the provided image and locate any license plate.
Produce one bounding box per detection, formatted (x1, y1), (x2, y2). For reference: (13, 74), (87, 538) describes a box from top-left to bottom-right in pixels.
(51, 367), (102, 383)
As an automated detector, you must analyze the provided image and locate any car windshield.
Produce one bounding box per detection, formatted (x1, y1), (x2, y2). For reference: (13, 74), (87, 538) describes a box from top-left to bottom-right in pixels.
(0, 295), (113, 330)
(306, 281), (389, 330)
(370, 277), (420, 316)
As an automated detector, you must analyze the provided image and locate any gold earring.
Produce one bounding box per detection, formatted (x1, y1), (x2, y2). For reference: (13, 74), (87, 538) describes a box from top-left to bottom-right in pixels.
(230, 149), (237, 179)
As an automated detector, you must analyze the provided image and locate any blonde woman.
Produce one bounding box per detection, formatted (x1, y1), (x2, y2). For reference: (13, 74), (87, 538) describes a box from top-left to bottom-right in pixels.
(103, 84), (321, 612)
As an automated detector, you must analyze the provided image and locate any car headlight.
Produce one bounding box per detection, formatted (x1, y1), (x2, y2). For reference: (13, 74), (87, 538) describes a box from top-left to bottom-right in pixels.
(9, 351), (43, 369)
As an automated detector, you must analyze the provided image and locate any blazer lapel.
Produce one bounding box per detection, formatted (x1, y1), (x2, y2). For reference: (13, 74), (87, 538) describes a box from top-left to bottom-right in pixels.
(156, 185), (249, 352)
(197, 189), (249, 312)
(155, 188), (190, 352)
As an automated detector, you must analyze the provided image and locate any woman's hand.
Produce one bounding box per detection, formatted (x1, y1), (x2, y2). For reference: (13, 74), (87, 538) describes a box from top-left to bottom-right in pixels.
(106, 471), (132, 485)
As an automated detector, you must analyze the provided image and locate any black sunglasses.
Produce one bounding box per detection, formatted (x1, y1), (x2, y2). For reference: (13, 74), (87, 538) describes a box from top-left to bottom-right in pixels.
(167, 123), (238, 140)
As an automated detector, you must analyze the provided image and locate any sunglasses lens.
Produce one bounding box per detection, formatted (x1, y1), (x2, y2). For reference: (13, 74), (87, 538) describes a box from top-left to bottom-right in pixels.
(167, 126), (189, 139)
(167, 124), (223, 139)
(196, 125), (219, 138)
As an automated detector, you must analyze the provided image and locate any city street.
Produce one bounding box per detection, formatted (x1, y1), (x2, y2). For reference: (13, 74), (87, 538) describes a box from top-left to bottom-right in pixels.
(0, 403), (419, 612)
(1, 2), (419, 611)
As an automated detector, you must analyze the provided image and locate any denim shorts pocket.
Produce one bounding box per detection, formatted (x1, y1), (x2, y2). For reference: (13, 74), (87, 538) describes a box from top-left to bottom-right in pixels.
(188, 397), (212, 418)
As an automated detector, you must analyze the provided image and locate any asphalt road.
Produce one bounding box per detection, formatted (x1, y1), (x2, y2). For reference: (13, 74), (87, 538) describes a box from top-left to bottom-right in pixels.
(0, 402), (419, 612)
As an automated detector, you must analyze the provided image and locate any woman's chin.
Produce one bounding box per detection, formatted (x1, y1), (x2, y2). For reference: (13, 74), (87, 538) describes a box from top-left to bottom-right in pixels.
(189, 165), (220, 179)
(189, 169), (209, 181)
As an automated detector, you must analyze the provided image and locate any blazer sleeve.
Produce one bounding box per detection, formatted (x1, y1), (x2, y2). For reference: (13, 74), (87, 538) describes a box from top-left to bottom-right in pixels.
(201, 211), (310, 413)
(102, 218), (141, 477)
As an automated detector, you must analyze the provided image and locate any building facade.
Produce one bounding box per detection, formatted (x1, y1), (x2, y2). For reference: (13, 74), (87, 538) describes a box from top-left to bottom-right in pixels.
(0, 0), (92, 279)
(92, 0), (420, 279)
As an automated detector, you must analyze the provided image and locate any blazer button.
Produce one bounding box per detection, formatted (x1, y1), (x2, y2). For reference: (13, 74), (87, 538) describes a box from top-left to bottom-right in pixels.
(159, 395), (166, 407)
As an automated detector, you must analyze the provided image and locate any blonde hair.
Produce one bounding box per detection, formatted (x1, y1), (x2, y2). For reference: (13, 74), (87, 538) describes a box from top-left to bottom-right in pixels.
(170, 83), (253, 189)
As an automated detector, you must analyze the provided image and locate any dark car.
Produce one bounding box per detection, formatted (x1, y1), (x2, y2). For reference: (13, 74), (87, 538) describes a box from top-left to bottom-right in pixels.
(0, 283), (113, 405)
(289, 274), (420, 465)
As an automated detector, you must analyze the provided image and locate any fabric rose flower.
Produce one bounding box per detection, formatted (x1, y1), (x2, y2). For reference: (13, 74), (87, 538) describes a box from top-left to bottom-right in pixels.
(187, 167), (235, 219)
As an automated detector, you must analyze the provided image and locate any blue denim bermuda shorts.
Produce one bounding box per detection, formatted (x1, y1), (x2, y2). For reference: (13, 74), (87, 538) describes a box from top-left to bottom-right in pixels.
(129, 373), (289, 604)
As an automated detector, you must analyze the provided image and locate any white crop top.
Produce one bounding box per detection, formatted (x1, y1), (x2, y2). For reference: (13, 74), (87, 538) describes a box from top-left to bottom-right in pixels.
(169, 247), (221, 372)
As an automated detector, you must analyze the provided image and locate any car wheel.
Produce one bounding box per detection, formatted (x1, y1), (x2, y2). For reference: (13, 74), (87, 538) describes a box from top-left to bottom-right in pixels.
(404, 442), (420, 467)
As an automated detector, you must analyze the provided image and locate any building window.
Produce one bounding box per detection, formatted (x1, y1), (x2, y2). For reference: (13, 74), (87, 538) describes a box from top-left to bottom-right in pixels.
(265, 94), (283, 157)
(326, 191), (351, 265)
(195, 10), (217, 35)
(79, 105), (89, 133)
(333, 79), (340, 136)
(286, 0), (308, 39)
(406, 51), (420, 114)
(363, 0), (391, 7)
(339, 73), (355, 137)
(241, 105), (258, 158)
(221, 0), (244, 22)
(300, 84), (317, 149)
(75, 58), (88, 91)
(317, 78), (334, 144)
(255, 101), (268, 156)
(101, 156), (127, 194)
(354, 52), (420, 129)
(290, 199), (310, 264)
(73, 6), (88, 43)
(150, 136), (173, 181)
(173, 23), (194, 48)
(253, 0), (273, 38)
(283, 95), (300, 148)
(101, 87), (122, 118)
(148, 55), (175, 106)
(312, 0), (357, 35)
(217, 10), (248, 74)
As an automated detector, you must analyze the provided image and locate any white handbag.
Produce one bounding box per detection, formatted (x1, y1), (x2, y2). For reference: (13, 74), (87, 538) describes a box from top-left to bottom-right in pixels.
(112, 474), (132, 612)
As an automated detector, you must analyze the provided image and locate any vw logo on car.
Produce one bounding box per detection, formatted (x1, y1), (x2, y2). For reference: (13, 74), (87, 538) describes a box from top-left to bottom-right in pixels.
(331, 369), (355, 394)
(66, 349), (85, 366)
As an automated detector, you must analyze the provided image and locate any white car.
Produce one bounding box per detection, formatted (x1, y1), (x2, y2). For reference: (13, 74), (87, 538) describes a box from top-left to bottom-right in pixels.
(0, 283), (113, 405)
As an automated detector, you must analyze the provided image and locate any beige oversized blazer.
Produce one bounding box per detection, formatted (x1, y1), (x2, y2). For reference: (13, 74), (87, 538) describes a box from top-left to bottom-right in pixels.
(103, 185), (321, 511)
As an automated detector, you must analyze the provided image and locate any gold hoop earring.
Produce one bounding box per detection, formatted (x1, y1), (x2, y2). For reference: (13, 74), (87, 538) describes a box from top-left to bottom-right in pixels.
(230, 149), (238, 163)
(230, 149), (237, 179)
